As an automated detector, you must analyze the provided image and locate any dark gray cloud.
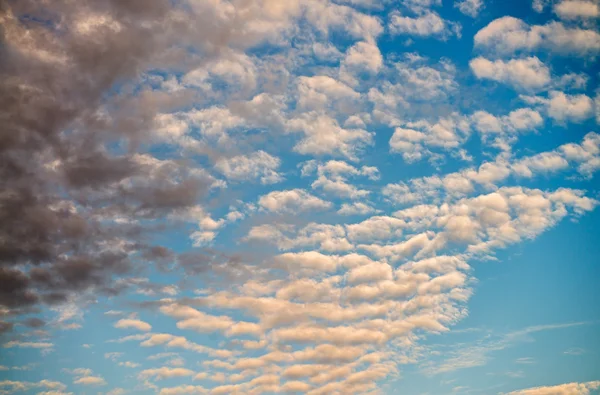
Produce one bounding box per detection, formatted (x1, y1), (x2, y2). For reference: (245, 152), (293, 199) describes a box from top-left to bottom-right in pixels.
(22, 317), (45, 328)
(0, 0), (214, 315)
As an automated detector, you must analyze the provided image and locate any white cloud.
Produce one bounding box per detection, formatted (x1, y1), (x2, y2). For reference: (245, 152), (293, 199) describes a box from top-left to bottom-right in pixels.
(455, 0), (484, 17)
(297, 75), (361, 112)
(402, 0), (443, 12)
(470, 56), (551, 91)
(73, 376), (107, 386)
(114, 318), (152, 332)
(258, 189), (332, 213)
(215, 151), (283, 184)
(338, 202), (380, 216)
(474, 16), (600, 56)
(533, 0), (550, 12)
(340, 40), (383, 85)
(369, 57), (457, 126)
(307, 160), (377, 199)
(471, 108), (543, 150)
(139, 367), (195, 381)
(65, 368), (107, 387)
(389, 114), (471, 162)
(389, 11), (461, 39)
(554, 1), (600, 19)
(522, 91), (595, 123)
(471, 108), (543, 134)
(287, 113), (373, 160)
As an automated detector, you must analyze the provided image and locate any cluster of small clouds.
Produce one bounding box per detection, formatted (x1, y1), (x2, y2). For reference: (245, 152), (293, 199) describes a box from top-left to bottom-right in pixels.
(1, 0), (599, 394)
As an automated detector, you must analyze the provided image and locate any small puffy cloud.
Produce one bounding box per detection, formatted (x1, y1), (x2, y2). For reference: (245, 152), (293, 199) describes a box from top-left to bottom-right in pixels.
(73, 376), (107, 386)
(275, 251), (341, 273)
(389, 115), (470, 162)
(512, 152), (570, 177)
(215, 151), (283, 184)
(369, 56), (457, 125)
(402, 0), (443, 12)
(470, 56), (551, 91)
(297, 75), (361, 112)
(139, 367), (195, 381)
(474, 16), (600, 56)
(554, 1), (599, 19)
(66, 368), (106, 386)
(340, 40), (384, 86)
(287, 113), (373, 160)
(347, 262), (393, 284)
(305, 2), (384, 40)
(533, 0), (550, 12)
(522, 91), (594, 123)
(308, 160), (377, 199)
(455, 0), (484, 17)
(559, 132), (600, 177)
(258, 189), (332, 213)
(471, 108), (543, 135)
(338, 202), (380, 216)
(389, 11), (461, 40)
(471, 108), (544, 150)
(114, 318), (152, 332)
(312, 176), (369, 199)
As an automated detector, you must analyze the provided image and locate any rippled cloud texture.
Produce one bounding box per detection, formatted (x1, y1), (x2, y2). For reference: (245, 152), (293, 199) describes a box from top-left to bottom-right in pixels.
(1, 0), (599, 394)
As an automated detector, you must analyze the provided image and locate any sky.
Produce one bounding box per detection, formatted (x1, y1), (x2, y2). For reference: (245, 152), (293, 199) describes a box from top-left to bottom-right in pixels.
(1, 0), (600, 394)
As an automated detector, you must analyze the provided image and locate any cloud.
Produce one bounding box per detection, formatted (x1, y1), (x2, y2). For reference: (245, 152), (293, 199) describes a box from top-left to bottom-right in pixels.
(455, 0), (484, 17)
(307, 160), (377, 199)
(297, 75), (361, 112)
(64, 368), (107, 386)
(3, 1), (600, 394)
(554, 1), (600, 19)
(521, 91), (595, 123)
(258, 189), (332, 213)
(215, 151), (283, 185)
(389, 114), (470, 162)
(0, 0), (213, 313)
(422, 322), (589, 375)
(503, 381), (600, 395)
(0, 380), (68, 393)
(369, 56), (458, 126)
(340, 40), (384, 83)
(389, 11), (461, 40)
(287, 113), (373, 160)
(114, 318), (152, 332)
(338, 202), (380, 216)
(474, 16), (600, 56)
(3, 341), (53, 349)
(139, 367), (195, 381)
(470, 57), (551, 91)
(73, 376), (107, 386)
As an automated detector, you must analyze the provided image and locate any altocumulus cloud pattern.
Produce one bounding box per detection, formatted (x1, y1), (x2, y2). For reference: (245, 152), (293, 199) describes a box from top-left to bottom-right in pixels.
(1, 0), (600, 394)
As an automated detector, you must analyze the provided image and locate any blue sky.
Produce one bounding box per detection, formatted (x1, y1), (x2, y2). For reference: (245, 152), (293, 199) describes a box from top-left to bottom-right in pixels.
(1, 0), (600, 394)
